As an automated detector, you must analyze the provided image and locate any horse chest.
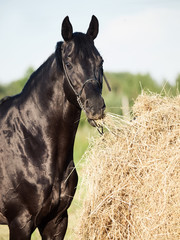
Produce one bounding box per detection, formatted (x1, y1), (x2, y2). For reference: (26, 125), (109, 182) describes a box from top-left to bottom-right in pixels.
(37, 160), (78, 222)
(54, 160), (78, 211)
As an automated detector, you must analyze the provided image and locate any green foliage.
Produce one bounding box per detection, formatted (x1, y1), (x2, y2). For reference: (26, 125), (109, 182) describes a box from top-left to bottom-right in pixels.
(103, 72), (148, 115)
(0, 67), (34, 99)
(0, 67), (178, 127)
(0, 68), (178, 107)
(175, 74), (180, 93)
(103, 72), (179, 115)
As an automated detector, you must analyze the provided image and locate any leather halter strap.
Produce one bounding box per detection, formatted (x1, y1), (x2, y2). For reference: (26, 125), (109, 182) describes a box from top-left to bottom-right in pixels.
(62, 60), (100, 109)
(62, 58), (111, 135)
(62, 57), (111, 110)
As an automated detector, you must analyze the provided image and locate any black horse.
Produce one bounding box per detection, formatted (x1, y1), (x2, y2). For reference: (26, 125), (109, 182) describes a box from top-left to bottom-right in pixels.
(0, 16), (105, 239)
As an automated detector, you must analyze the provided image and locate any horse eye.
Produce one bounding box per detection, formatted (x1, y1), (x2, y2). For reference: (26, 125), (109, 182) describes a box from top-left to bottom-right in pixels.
(65, 62), (72, 70)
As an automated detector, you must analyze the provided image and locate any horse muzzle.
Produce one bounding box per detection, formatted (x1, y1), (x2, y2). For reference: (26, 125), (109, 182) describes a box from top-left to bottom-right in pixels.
(84, 97), (106, 127)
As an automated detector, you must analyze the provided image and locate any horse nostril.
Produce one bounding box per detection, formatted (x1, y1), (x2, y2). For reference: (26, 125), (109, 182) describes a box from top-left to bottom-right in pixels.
(102, 103), (106, 111)
(101, 99), (106, 113)
(84, 99), (89, 109)
(101, 104), (106, 118)
(84, 98), (106, 119)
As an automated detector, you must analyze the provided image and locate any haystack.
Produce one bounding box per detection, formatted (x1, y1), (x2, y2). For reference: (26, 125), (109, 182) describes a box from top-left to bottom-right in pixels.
(75, 93), (180, 240)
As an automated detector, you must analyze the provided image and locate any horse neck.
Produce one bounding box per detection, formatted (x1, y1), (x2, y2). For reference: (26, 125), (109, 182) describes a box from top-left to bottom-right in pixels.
(20, 53), (81, 132)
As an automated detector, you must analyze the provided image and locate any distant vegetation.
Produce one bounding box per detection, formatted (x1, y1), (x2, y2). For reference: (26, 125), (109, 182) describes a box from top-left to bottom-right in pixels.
(103, 72), (180, 115)
(0, 67), (34, 99)
(0, 67), (179, 117)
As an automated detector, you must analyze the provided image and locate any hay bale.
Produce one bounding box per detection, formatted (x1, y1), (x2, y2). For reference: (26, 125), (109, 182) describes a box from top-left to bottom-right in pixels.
(75, 93), (180, 240)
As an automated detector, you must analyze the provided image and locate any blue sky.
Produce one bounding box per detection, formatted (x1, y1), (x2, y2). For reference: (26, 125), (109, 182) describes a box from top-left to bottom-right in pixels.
(0, 0), (180, 84)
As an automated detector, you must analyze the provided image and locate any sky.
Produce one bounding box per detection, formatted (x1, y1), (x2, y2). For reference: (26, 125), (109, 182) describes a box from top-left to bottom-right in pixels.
(0, 0), (180, 84)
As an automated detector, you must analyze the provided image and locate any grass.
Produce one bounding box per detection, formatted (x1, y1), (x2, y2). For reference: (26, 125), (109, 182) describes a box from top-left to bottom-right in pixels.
(0, 226), (9, 240)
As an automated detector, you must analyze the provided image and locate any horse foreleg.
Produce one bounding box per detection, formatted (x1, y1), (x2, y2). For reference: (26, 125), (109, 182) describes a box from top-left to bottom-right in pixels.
(38, 211), (68, 240)
(9, 218), (33, 240)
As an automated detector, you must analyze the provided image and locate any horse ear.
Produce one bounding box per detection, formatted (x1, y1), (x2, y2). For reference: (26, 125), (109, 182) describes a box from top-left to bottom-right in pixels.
(86, 15), (99, 40)
(61, 16), (73, 41)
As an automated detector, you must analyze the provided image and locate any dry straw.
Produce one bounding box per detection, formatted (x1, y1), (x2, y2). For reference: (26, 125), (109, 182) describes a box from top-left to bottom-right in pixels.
(75, 93), (180, 240)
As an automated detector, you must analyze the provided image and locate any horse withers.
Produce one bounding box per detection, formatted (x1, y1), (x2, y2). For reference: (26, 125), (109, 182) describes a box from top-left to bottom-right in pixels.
(0, 16), (105, 239)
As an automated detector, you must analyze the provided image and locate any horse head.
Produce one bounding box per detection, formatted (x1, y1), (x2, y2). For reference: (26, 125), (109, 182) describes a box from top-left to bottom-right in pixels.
(61, 15), (106, 126)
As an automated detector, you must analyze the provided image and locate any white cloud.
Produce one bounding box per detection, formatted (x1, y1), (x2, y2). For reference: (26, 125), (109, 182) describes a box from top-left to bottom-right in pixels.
(0, 2), (180, 84)
(96, 8), (180, 83)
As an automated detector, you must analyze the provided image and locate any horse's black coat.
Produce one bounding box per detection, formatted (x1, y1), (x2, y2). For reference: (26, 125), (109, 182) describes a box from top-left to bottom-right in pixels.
(0, 16), (105, 239)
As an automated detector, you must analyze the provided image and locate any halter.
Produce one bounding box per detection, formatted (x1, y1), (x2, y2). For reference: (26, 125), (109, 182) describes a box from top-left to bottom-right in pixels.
(63, 61), (98, 109)
(62, 60), (111, 107)
(62, 58), (111, 134)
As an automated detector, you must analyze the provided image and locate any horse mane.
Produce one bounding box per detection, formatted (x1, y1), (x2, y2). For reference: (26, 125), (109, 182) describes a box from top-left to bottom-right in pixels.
(21, 53), (56, 95)
(0, 96), (11, 105)
(29, 53), (55, 80)
(0, 43), (63, 106)
(55, 41), (63, 72)
(0, 35), (96, 106)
